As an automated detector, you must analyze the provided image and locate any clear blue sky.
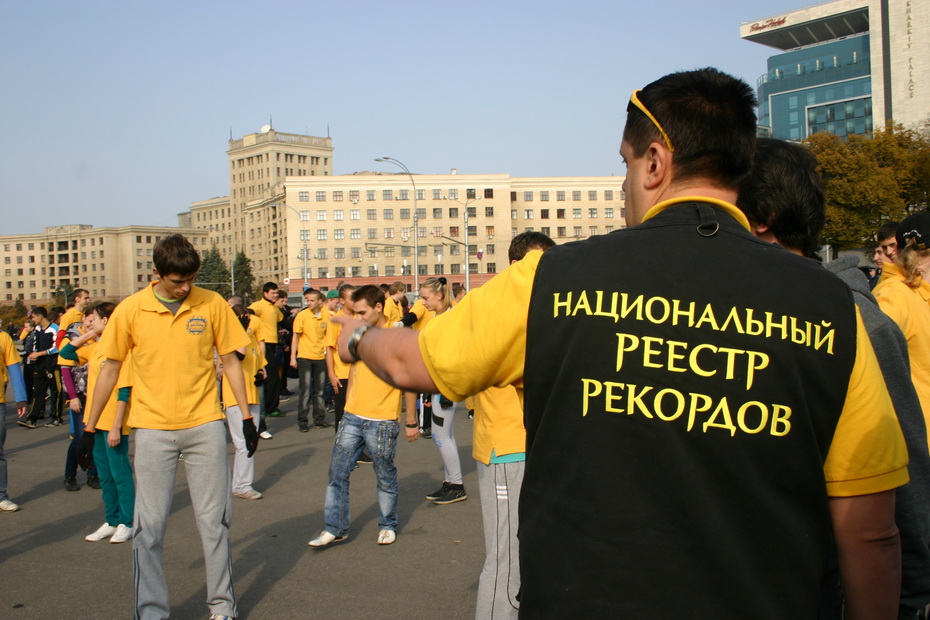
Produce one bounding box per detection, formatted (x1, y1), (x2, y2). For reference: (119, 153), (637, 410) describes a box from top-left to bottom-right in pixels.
(1, 0), (802, 235)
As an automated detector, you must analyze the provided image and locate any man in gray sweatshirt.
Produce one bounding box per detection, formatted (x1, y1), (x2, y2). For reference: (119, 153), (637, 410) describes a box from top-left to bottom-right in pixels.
(740, 137), (930, 620)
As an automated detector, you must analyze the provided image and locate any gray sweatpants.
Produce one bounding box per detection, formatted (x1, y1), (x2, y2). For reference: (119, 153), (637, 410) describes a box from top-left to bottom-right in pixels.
(133, 420), (236, 620)
(476, 459), (524, 620)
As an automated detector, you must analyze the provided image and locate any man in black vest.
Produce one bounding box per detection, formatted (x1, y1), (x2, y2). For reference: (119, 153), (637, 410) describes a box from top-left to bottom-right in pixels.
(334, 68), (908, 619)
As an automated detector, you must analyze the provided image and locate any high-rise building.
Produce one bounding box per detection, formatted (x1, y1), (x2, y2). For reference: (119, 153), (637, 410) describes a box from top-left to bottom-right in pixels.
(0, 224), (206, 305)
(741, 0), (928, 140)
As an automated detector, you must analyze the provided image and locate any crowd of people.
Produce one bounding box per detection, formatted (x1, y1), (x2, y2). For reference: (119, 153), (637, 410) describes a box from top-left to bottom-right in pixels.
(1, 65), (929, 620)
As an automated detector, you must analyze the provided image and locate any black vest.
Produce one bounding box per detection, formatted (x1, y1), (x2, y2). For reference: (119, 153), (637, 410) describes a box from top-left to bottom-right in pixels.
(521, 202), (857, 619)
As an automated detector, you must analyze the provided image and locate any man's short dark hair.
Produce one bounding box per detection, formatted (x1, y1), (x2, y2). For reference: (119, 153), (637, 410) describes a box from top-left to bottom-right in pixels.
(262, 282), (279, 294)
(71, 289), (89, 304)
(31, 306), (48, 319)
(509, 231), (556, 263)
(304, 288), (323, 301)
(338, 283), (356, 300)
(878, 221), (899, 242)
(276, 289), (287, 300)
(352, 284), (385, 309)
(624, 68), (757, 190)
(153, 235), (200, 277)
(739, 138), (825, 258)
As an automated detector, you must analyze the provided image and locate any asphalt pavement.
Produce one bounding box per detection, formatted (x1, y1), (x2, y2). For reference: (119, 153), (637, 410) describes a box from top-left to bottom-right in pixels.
(1, 387), (484, 619)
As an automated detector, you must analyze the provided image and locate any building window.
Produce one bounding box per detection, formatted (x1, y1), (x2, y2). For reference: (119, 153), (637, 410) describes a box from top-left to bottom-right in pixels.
(366, 190), (376, 201)
(556, 191), (566, 201)
(416, 189), (425, 200)
(433, 208), (443, 219)
(450, 226), (460, 237)
(383, 190), (393, 201)
(574, 226), (583, 237)
(484, 188), (494, 199)
(485, 206), (494, 217)
(334, 210), (344, 221)
(605, 208), (614, 218)
(316, 191), (326, 202)
(317, 230), (328, 241)
(541, 209), (549, 219)
(523, 191), (533, 201)
(367, 209), (377, 220)
(351, 247), (361, 259)
(400, 208), (411, 220)
(572, 191), (581, 201)
(383, 209), (394, 220)
(300, 230), (311, 241)
(511, 210), (518, 220)
(317, 248), (327, 259)
(588, 191), (597, 201)
(317, 210), (327, 221)
(540, 191), (549, 201)
(335, 248), (345, 259)
(350, 229), (361, 239)
(556, 209), (566, 219)
(449, 207), (458, 219)
(298, 191), (309, 202)
(524, 209), (534, 219)
(317, 267), (328, 279)
(334, 229), (345, 240)
(332, 191), (344, 202)
(432, 189), (442, 200)
(557, 227), (567, 237)
(385, 265), (395, 276)
(573, 208), (582, 219)
(449, 189), (458, 200)
(399, 189), (409, 200)
(368, 228), (377, 239)
(605, 190), (614, 200)
(349, 190), (360, 202)
(487, 263), (496, 274)
(335, 267), (346, 278)
(384, 228), (394, 239)
(588, 208), (598, 218)
(486, 226), (495, 237)
(350, 209), (360, 220)
(589, 226), (598, 235)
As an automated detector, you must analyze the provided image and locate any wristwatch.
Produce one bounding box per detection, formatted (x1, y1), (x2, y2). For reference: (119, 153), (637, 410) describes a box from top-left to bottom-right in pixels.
(347, 324), (371, 360)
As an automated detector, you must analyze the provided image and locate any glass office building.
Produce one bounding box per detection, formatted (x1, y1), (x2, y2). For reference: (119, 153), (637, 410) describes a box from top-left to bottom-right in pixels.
(741, 0), (929, 141)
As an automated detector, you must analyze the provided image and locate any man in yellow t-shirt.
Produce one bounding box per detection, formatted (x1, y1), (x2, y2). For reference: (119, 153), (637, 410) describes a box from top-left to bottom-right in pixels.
(86, 234), (252, 620)
(308, 285), (418, 549)
(1, 330), (27, 511)
(324, 284), (356, 430)
(333, 69), (908, 619)
(250, 282), (284, 416)
(291, 289), (330, 431)
(383, 281), (406, 325)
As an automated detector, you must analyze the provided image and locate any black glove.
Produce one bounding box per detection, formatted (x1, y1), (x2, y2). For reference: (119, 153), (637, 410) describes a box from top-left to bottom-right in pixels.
(253, 371), (264, 387)
(243, 418), (259, 458)
(439, 395), (454, 409)
(80, 429), (96, 462)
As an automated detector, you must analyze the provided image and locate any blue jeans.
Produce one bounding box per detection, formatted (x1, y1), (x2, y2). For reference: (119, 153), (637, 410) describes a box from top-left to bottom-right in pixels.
(297, 358), (327, 427)
(323, 413), (400, 535)
(0, 399), (9, 501)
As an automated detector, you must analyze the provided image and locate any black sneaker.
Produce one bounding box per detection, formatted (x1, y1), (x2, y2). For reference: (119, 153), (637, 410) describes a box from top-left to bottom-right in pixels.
(433, 484), (467, 505)
(314, 422), (332, 429)
(86, 476), (101, 489)
(419, 429), (432, 439)
(298, 426), (309, 433)
(425, 481), (452, 501)
(356, 453), (373, 465)
(63, 477), (80, 492)
(45, 419), (64, 428)
(17, 419), (37, 429)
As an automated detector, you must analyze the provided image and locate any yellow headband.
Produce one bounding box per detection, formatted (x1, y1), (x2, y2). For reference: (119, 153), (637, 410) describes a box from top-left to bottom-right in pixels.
(630, 89), (674, 152)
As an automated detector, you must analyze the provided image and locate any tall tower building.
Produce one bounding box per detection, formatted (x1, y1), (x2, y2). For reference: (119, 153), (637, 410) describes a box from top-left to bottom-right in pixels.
(741, 0), (928, 140)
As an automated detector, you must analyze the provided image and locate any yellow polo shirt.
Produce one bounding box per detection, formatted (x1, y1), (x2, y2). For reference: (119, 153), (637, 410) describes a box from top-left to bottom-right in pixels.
(222, 332), (266, 408)
(249, 298), (282, 344)
(384, 297), (402, 324)
(293, 308), (327, 360)
(324, 309), (355, 380)
(473, 385), (526, 465)
(98, 283), (250, 430)
(409, 299), (434, 331)
(345, 318), (402, 420)
(874, 262), (930, 448)
(0, 331), (22, 386)
(80, 343), (134, 435)
(420, 249), (908, 497)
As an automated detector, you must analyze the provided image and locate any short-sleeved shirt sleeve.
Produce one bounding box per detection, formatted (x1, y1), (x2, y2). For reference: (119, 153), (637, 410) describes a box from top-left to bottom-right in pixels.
(419, 250), (542, 401)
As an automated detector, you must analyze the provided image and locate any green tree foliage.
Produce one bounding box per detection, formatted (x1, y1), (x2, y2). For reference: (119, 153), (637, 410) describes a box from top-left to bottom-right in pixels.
(196, 245), (232, 298)
(807, 122), (930, 250)
(232, 251), (255, 302)
(0, 299), (28, 333)
(51, 281), (75, 310)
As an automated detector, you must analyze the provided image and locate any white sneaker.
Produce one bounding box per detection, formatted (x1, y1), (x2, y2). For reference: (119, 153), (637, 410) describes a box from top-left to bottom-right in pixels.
(233, 489), (263, 500)
(377, 529), (396, 545)
(308, 530), (347, 547)
(110, 523), (133, 543)
(85, 523), (117, 542)
(0, 499), (19, 512)
(259, 431), (273, 440)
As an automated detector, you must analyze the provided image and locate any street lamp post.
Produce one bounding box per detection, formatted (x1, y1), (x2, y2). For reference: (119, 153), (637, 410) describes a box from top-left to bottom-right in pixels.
(374, 156), (419, 290)
(444, 196), (480, 291)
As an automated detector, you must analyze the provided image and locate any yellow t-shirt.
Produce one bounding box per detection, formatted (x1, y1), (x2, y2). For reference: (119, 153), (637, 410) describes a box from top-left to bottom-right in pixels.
(874, 262), (930, 449)
(249, 298), (283, 344)
(57, 307), (84, 368)
(409, 299), (434, 331)
(324, 309), (355, 380)
(293, 308), (327, 360)
(0, 331), (22, 386)
(473, 385), (525, 465)
(421, 250), (909, 497)
(98, 283), (251, 430)
(80, 343), (134, 434)
(222, 332), (267, 408)
(345, 319), (402, 420)
(384, 297), (402, 325)
(247, 314), (267, 343)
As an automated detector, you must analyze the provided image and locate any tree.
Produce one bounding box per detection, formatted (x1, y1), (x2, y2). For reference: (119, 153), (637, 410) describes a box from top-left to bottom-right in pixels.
(196, 245), (231, 299)
(806, 122), (930, 250)
(0, 299), (27, 332)
(51, 281), (75, 310)
(232, 251), (255, 303)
